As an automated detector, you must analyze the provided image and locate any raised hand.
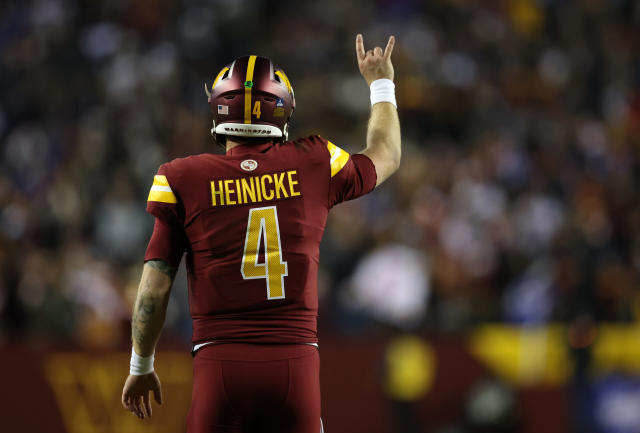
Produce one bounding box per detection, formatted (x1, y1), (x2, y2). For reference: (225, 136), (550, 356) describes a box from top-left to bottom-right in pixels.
(355, 34), (395, 86)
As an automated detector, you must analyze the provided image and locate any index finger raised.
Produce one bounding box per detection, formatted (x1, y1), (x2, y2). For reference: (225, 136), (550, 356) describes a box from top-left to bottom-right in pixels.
(383, 35), (395, 59)
(355, 34), (366, 62)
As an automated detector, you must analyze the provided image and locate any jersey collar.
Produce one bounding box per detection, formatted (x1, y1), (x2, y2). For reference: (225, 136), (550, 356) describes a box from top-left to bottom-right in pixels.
(226, 141), (275, 156)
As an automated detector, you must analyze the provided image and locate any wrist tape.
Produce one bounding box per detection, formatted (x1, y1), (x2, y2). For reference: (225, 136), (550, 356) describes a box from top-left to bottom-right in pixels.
(130, 348), (154, 375)
(370, 78), (397, 107)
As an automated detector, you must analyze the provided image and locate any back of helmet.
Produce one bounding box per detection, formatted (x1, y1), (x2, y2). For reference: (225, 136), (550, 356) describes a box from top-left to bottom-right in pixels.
(206, 55), (295, 147)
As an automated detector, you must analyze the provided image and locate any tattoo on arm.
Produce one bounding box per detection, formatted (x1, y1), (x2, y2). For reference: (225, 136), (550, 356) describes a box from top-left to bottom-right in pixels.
(131, 270), (171, 352)
(146, 259), (177, 279)
(131, 292), (161, 349)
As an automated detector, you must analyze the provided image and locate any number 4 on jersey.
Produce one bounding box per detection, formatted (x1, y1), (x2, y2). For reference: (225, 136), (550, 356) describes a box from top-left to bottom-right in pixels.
(241, 206), (288, 299)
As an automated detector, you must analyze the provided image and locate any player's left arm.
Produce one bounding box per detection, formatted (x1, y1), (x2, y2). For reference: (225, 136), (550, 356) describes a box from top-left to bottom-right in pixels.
(123, 167), (186, 419)
(131, 260), (175, 356)
(122, 260), (176, 419)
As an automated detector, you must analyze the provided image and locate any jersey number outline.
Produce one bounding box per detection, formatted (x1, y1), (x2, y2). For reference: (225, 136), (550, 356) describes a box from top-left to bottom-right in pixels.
(241, 206), (288, 299)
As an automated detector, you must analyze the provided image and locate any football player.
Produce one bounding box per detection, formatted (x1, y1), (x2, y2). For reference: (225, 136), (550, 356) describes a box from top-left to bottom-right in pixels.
(121, 34), (400, 433)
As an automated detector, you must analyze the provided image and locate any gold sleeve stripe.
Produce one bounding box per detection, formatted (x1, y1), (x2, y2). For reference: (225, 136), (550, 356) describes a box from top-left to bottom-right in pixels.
(148, 175), (177, 203)
(148, 190), (177, 203)
(212, 67), (229, 91)
(152, 175), (170, 187)
(275, 70), (292, 94)
(244, 55), (257, 124)
(327, 141), (350, 177)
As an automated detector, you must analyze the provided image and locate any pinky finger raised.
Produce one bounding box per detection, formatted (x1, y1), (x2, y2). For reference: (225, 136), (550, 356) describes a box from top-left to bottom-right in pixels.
(384, 35), (395, 59)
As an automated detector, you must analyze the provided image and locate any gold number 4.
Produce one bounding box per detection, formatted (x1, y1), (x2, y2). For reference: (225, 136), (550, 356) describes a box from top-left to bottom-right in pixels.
(253, 101), (261, 119)
(241, 206), (287, 299)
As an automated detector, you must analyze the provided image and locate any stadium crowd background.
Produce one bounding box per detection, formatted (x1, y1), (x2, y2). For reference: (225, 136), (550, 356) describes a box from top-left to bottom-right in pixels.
(1, 0), (640, 432)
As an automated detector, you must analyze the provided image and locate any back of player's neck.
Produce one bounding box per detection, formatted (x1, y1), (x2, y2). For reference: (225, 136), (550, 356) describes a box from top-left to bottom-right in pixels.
(226, 139), (242, 151)
(226, 138), (273, 151)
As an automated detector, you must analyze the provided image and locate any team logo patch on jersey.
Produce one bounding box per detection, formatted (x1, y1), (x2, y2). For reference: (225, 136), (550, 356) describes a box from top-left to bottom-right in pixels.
(218, 105), (229, 115)
(241, 159), (258, 171)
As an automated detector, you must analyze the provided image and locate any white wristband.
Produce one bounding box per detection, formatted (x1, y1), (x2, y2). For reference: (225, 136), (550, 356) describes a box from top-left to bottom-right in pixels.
(130, 348), (154, 375)
(370, 78), (397, 107)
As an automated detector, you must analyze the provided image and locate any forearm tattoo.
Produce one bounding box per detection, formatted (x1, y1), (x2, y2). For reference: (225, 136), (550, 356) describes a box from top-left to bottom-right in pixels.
(131, 291), (158, 348)
(131, 260), (174, 350)
(146, 259), (177, 279)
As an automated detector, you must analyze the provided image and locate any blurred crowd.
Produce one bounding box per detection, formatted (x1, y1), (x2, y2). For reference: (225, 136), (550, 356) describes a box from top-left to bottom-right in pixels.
(1, 0), (639, 348)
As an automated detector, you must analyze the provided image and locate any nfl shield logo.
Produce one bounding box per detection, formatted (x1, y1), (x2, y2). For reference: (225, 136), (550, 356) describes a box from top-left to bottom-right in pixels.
(218, 105), (229, 115)
(241, 159), (258, 171)
(275, 98), (284, 107)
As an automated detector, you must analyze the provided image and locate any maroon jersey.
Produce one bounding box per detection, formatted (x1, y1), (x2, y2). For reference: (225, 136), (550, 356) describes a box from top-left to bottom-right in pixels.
(144, 135), (376, 345)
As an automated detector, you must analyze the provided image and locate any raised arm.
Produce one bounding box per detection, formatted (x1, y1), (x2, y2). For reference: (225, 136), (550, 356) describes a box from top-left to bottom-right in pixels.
(355, 34), (401, 186)
(121, 259), (176, 419)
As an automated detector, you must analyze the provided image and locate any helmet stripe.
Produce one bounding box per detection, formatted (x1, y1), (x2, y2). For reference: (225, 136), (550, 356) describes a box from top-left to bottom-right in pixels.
(211, 67), (230, 91)
(275, 70), (292, 95)
(244, 55), (257, 124)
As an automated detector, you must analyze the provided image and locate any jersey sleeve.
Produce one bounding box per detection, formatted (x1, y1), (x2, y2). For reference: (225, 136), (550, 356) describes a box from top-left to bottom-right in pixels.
(144, 217), (186, 268)
(145, 164), (186, 267)
(326, 140), (377, 207)
(146, 164), (184, 226)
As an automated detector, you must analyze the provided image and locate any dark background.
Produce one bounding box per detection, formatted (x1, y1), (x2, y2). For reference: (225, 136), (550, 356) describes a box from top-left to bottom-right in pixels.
(2, 0), (640, 432)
